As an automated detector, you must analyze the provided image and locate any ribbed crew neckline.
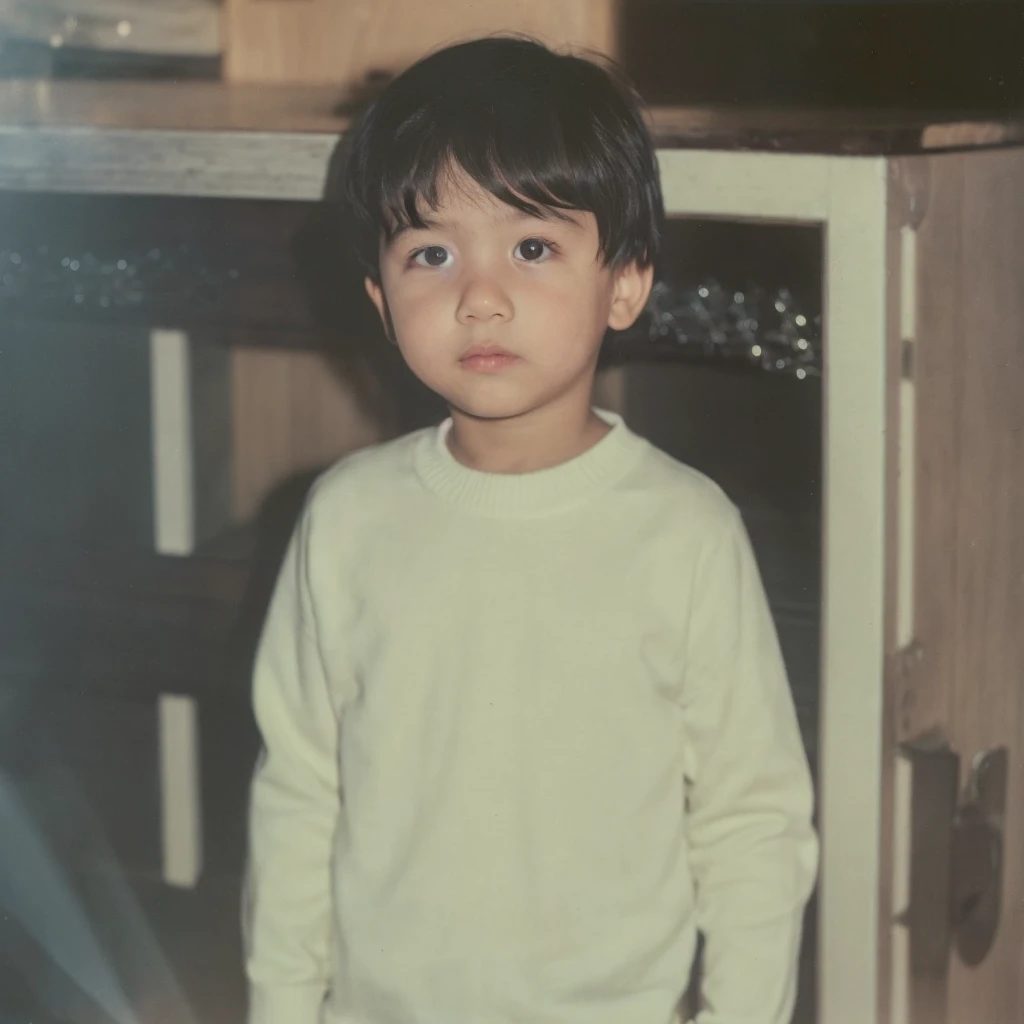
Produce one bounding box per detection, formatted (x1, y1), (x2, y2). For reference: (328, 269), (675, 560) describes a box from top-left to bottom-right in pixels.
(412, 406), (646, 518)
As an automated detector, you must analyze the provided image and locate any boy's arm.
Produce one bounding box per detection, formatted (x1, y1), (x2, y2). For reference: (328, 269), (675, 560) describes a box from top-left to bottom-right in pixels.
(681, 505), (819, 1024)
(242, 499), (342, 1024)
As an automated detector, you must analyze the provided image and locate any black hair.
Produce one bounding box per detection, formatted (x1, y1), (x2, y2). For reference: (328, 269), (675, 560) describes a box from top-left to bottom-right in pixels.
(341, 35), (664, 284)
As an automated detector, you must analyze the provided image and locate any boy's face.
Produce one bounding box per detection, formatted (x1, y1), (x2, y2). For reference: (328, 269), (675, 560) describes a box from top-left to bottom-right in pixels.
(364, 168), (652, 427)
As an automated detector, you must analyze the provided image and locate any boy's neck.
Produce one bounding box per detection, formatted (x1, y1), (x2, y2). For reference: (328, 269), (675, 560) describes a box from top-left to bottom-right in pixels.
(445, 404), (612, 475)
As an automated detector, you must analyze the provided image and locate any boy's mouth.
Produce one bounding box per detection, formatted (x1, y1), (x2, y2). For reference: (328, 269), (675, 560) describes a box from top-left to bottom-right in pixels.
(459, 344), (520, 373)
(460, 343), (516, 360)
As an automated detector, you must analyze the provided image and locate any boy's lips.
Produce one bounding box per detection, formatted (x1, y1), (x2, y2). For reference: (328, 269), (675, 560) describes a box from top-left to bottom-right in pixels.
(458, 344), (521, 373)
(459, 343), (516, 360)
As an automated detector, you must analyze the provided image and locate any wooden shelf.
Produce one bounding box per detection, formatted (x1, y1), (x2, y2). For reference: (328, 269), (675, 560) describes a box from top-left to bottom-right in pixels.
(0, 80), (1022, 200)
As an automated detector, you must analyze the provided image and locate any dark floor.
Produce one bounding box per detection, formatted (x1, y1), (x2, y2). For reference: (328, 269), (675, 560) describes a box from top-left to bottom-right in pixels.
(0, 869), (245, 1024)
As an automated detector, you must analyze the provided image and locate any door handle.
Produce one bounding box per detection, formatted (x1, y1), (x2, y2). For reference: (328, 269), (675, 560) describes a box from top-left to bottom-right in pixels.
(897, 741), (1006, 975)
(949, 747), (1006, 966)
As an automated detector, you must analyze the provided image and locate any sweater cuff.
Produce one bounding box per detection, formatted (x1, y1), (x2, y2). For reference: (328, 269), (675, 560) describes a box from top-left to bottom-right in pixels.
(248, 983), (327, 1024)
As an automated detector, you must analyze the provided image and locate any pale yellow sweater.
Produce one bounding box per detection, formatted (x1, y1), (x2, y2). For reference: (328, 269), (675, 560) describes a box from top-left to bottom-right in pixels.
(243, 406), (818, 1024)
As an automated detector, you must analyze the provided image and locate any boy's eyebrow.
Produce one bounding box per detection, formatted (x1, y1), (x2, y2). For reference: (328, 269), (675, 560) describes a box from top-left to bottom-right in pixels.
(387, 205), (584, 246)
(494, 206), (584, 228)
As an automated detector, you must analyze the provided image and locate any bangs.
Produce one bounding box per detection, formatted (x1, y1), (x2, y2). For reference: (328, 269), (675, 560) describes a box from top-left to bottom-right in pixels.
(377, 102), (596, 250)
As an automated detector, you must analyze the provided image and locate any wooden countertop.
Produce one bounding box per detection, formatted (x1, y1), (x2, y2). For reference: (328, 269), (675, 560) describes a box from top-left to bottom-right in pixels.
(1, 79), (1022, 201)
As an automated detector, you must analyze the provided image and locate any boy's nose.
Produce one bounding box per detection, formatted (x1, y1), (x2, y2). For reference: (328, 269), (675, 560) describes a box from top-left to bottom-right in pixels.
(455, 275), (513, 324)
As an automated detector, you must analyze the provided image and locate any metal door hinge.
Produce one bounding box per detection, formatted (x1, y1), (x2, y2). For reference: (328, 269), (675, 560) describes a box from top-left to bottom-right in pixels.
(901, 339), (915, 380)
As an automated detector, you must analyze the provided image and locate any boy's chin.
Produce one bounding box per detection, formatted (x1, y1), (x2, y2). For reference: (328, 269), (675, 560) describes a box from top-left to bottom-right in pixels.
(434, 381), (555, 417)
(440, 395), (533, 422)
(441, 387), (598, 425)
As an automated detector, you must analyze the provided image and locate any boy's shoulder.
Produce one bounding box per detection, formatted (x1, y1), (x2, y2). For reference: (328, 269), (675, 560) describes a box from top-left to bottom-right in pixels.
(307, 419), (428, 491)
(303, 424), (429, 517)
(632, 438), (739, 529)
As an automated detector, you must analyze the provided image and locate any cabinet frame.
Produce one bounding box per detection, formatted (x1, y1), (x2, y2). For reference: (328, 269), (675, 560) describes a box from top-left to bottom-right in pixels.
(657, 149), (893, 1024)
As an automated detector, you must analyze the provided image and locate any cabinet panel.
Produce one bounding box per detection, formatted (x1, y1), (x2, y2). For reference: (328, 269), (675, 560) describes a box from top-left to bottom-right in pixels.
(946, 147), (1024, 1024)
(889, 148), (1024, 1024)
(223, 0), (619, 85)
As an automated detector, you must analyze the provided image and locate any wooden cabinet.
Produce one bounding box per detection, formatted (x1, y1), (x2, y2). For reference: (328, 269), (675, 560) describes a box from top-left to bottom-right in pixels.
(222, 0), (619, 85)
(883, 149), (1024, 1024)
(2, 86), (1024, 1024)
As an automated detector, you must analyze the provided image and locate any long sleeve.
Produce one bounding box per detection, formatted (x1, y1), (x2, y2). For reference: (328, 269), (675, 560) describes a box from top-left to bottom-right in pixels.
(242, 498), (343, 1024)
(680, 506), (819, 1024)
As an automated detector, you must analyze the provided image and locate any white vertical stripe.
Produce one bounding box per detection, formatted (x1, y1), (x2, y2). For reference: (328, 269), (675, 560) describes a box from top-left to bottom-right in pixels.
(890, 926), (910, 1024)
(150, 328), (195, 556)
(891, 754), (913, 922)
(896, 227), (918, 650)
(158, 694), (203, 889)
(900, 226), (918, 342)
(897, 379), (917, 650)
(818, 157), (890, 1024)
(890, 753), (913, 1024)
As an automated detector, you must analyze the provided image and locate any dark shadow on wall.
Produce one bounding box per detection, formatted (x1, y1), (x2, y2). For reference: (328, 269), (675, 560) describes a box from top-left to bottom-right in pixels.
(618, 1), (1024, 112)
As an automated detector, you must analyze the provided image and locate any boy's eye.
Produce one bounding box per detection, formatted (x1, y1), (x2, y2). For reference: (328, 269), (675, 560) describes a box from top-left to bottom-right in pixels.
(515, 237), (554, 262)
(411, 245), (451, 268)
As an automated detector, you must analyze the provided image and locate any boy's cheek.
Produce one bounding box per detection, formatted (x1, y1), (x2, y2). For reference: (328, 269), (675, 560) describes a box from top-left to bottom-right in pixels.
(395, 290), (447, 325)
(392, 301), (453, 346)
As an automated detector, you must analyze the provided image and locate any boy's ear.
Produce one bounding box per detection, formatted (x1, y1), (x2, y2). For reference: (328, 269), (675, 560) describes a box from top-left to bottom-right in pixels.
(364, 276), (397, 345)
(607, 260), (654, 332)
(365, 275), (386, 325)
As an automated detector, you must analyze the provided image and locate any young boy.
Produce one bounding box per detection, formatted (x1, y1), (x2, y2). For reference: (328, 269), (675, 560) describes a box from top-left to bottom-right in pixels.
(243, 36), (818, 1024)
